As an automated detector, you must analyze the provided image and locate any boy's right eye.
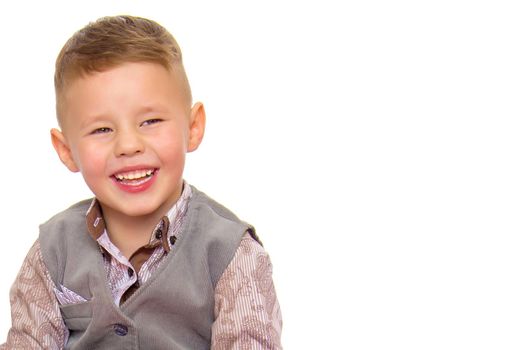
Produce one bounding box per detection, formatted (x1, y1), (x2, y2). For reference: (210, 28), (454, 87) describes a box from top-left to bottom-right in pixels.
(91, 127), (112, 134)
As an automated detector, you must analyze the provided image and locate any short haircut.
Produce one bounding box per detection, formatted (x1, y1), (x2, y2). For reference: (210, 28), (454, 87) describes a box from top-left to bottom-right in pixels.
(54, 15), (190, 125)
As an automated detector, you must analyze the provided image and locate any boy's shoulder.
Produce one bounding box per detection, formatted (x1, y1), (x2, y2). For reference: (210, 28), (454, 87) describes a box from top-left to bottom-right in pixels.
(189, 186), (262, 245)
(40, 199), (93, 233)
(190, 186), (241, 222)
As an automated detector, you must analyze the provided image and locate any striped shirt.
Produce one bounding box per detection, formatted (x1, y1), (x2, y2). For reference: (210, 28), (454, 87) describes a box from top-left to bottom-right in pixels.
(1, 183), (282, 349)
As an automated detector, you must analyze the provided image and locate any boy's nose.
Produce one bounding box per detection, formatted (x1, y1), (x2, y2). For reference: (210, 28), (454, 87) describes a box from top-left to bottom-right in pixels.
(114, 130), (145, 157)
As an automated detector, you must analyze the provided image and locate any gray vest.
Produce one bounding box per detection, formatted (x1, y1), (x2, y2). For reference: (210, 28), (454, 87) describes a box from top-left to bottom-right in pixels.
(39, 187), (256, 350)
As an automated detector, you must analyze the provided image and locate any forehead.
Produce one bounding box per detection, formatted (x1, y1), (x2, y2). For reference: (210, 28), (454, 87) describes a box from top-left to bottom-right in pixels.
(58, 62), (191, 129)
(66, 62), (182, 98)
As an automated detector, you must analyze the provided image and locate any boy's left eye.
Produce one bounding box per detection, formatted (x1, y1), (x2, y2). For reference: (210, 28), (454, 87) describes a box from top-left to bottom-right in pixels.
(141, 118), (163, 126)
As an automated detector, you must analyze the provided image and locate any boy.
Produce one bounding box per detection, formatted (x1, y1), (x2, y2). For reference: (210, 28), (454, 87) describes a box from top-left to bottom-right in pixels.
(1, 15), (282, 349)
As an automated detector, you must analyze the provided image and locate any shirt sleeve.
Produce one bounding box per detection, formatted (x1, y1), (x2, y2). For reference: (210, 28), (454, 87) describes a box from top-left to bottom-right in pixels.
(0, 240), (68, 350)
(211, 233), (283, 349)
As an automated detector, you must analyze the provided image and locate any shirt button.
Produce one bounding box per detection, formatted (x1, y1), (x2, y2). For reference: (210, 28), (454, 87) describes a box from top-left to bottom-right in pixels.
(127, 267), (134, 277)
(155, 229), (162, 239)
(113, 324), (128, 336)
(169, 236), (177, 245)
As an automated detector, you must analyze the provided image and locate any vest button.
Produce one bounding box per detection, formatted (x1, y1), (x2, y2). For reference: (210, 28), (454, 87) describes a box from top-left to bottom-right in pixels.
(127, 267), (134, 277)
(113, 324), (128, 336)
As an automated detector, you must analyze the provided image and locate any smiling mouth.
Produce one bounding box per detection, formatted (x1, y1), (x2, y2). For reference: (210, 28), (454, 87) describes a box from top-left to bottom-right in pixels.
(112, 168), (157, 185)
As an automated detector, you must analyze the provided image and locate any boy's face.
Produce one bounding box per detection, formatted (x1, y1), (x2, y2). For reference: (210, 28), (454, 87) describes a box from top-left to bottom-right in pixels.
(51, 62), (205, 220)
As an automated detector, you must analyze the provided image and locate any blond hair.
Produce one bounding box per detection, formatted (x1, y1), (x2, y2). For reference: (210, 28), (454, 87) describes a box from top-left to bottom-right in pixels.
(54, 15), (190, 123)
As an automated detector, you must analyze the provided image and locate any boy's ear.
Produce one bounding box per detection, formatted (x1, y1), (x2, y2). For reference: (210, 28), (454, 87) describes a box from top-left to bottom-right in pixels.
(50, 128), (80, 173)
(187, 102), (206, 153)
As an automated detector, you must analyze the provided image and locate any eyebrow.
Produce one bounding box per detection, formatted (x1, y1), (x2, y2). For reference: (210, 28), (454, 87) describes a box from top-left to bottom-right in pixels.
(78, 114), (111, 131)
(78, 104), (170, 128)
(135, 104), (169, 116)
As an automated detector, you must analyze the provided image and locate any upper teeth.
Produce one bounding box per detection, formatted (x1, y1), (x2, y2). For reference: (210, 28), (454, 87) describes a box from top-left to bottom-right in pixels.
(115, 169), (154, 180)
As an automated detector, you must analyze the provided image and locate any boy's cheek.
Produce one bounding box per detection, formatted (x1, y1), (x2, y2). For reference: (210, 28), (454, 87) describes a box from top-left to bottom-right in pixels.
(74, 149), (107, 176)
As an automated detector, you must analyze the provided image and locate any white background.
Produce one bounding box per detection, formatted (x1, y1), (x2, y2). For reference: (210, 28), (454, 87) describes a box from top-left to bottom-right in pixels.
(0, 0), (524, 349)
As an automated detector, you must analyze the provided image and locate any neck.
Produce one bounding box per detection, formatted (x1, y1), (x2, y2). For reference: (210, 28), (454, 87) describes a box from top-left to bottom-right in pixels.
(100, 206), (164, 259)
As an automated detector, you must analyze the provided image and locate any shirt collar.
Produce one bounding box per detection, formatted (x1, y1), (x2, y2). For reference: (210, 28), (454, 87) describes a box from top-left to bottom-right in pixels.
(85, 182), (193, 253)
